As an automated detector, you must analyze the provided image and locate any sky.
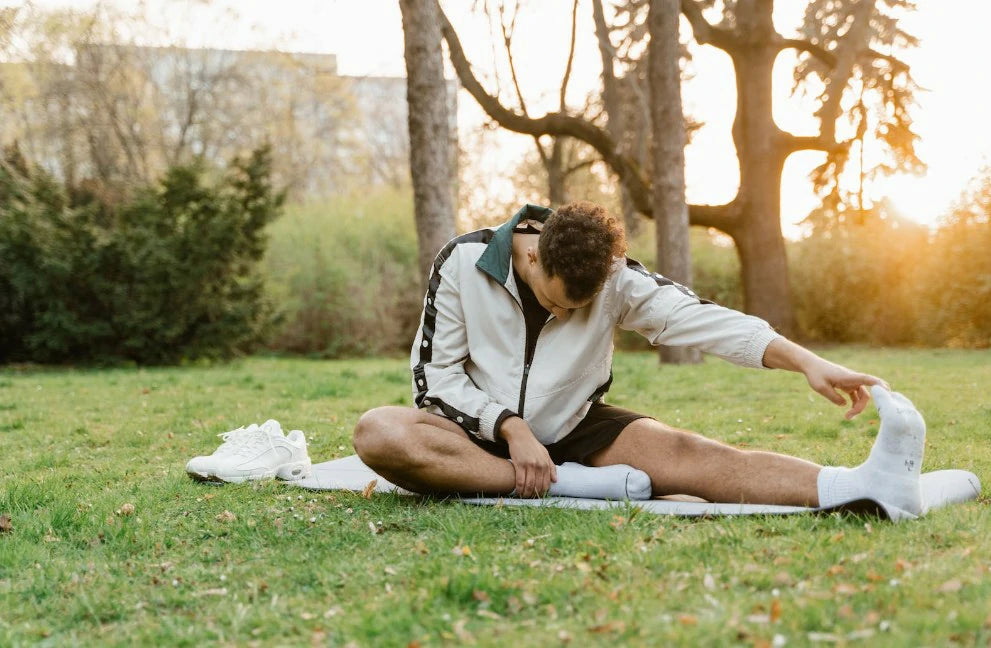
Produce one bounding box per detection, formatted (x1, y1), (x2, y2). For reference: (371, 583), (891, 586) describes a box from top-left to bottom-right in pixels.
(19, 0), (991, 234)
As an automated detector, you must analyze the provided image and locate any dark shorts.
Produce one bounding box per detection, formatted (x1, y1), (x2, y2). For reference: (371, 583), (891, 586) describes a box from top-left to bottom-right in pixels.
(465, 402), (650, 464)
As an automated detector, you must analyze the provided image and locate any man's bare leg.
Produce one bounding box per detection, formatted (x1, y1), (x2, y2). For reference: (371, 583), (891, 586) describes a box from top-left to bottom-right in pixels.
(352, 406), (515, 495)
(586, 418), (821, 506)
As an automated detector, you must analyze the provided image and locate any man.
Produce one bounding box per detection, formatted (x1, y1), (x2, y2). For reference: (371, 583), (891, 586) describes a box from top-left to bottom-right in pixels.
(353, 202), (925, 516)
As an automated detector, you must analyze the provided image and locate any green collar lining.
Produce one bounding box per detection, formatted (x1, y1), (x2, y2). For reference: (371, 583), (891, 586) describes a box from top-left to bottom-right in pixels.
(476, 203), (554, 284)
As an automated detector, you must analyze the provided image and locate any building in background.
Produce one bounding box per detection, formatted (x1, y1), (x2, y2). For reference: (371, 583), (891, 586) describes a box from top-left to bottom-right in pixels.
(0, 46), (457, 200)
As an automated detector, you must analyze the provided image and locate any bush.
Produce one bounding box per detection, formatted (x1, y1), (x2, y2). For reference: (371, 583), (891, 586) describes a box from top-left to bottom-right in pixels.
(789, 208), (929, 345)
(0, 145), (283, 364)
(263, 189), (422, 357)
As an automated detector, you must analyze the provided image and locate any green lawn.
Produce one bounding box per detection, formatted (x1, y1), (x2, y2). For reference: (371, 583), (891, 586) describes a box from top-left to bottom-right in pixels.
(1, 349), (989, 646)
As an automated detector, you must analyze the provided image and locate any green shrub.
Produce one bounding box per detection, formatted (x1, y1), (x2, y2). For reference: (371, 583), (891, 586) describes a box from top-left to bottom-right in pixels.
(0, 145), (282, 364)
(789, 209), (929, 345)
(263, 189), (421, 357)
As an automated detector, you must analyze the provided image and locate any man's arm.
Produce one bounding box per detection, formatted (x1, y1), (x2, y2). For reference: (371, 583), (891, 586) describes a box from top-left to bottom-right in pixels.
(762, 337), (889, 419)
(412, 254), (511, 442)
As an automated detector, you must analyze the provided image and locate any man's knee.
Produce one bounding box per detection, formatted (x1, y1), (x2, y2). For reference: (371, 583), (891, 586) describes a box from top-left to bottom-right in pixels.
(353, 406), (415, 469)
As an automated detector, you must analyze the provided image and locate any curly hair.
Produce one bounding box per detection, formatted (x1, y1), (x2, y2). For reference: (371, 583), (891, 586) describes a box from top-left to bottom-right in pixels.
(538, 201), (627, 302)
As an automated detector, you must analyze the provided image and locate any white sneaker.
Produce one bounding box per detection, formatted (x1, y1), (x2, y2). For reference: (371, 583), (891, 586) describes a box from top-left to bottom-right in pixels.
(186, 419), (312, 483)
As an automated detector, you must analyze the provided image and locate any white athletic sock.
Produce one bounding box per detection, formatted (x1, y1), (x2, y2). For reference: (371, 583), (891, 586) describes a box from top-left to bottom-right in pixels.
(547, 462), (652, 500)
(817, 386), (926, 515)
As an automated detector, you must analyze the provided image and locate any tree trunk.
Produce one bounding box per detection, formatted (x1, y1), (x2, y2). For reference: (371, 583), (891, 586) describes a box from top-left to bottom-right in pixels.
(649, 0), (701, 364)
(546, 137), (568, 206)
(400, 0), (457, 291)
(726, 0), (796, 336)
(592, 0), (639, 236)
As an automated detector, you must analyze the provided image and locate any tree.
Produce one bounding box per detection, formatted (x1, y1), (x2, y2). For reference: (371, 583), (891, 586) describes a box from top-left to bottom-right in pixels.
(400, 0), (458, 288)
(649, 0), (700, 363)
(438, 0), (921, 336)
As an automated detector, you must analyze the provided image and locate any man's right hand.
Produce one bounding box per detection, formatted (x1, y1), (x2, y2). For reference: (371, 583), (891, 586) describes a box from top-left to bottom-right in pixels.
(499, 416), (557, 498)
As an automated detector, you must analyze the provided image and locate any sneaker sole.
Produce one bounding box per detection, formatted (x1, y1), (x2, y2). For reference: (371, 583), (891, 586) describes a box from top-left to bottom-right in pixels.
(186, 459), (312, 484)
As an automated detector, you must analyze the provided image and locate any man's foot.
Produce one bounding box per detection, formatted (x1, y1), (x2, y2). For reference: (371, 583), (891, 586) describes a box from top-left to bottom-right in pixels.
(186, 419), (312, 483)
(546, 462), (652, 500)
(817, 386), (926, 515)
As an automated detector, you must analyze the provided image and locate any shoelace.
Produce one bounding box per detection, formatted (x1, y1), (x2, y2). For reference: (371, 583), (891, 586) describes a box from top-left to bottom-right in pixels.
(228, 428), (277, 458)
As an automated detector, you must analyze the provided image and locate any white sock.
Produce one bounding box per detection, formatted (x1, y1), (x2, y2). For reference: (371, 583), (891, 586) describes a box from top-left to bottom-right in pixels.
(817, 386), (926, 514)
(547, 462), (652, 500)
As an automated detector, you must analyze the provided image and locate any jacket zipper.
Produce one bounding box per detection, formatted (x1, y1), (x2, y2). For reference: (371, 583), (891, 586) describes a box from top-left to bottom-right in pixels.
(503, 272), (550, 419)
(516, 307), (549, 417)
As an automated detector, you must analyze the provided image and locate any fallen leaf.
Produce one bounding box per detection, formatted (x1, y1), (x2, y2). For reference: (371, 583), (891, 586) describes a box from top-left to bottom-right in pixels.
(894, 558), (911, 572)
(557, 629), (572, 643)
(866, 570), (883, 582)
(300, 612), (316, 620)
(43, 530), (60, 542)
(472, 590), (489, 602)
(833, 583), (857, 595)
(830, 531), (845, 543)
(362, 479), (377, 499)
(807, 632), (841, 642)
(118, 503), (136, 516)
(194, 587), (228, 597)
(202, 493), (215, 501)
(746, 614), (770, 625)
(476, 609), (501, 620)
(837, 604), (854, 619)
(703, 573), (716, 590)
(215, 510), (236, 522)
(384, 566), (397, 576)
(452, 619), (474, 643)
(770, 599), (782, 623)
(826, 565), (845, 576)
(937, 579), (962, 593)
(414, 540), (429, 555)
(678, 614), (697, 626)
(588, 620), (626, 634)
(0, 514), (12, 533)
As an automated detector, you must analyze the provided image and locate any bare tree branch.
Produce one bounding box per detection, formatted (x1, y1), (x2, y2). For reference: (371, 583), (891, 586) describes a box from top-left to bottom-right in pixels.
(559, 0), (579, 111)
(779, 37), (836, 66)
(688, 201), (740, 232)
(438, 1), (654, 215)
(861, 47), (909, 71)
(563, 156), (598, 176)
(496, 1), (547, 164)
(679, 0), (737, 52)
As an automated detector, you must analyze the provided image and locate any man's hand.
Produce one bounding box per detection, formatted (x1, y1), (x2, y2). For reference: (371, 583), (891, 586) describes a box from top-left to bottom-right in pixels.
(763, 338), (889, 419)
(499, 416), (557, 497)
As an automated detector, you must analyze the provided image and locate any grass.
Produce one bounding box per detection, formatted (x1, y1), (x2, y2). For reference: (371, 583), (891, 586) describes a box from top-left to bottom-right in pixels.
(0, 348), (989, 646)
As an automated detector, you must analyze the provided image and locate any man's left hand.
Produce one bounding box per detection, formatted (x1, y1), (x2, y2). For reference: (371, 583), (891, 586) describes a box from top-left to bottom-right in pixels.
(762, 337), (889, 419)
(803, 357), (888, 419)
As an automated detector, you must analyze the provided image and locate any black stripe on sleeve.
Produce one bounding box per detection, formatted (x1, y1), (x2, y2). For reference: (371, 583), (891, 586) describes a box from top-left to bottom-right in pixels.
(412, 229), (496, 432)
(625, 258), (714, 305)
(419, 396), (482, 432)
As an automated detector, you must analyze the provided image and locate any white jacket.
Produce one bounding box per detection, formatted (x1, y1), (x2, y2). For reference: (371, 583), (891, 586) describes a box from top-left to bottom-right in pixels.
(410, 204), (781, 445)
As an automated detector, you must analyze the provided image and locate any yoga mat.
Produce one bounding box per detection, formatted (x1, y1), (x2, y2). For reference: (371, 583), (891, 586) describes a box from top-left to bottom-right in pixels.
(293, 455), (981, 522)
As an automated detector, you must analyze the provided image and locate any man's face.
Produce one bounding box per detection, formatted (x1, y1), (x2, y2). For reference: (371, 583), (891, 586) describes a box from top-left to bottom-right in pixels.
(528, 257), (593, 321)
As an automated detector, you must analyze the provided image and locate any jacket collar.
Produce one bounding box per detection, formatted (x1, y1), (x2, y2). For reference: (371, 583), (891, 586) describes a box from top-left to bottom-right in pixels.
(476, 203), (554, 284)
